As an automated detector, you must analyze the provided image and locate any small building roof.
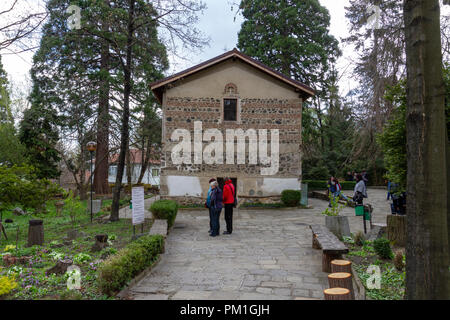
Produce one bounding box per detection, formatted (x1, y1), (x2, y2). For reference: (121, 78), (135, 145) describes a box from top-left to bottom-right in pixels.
(150, 48), (315, 104)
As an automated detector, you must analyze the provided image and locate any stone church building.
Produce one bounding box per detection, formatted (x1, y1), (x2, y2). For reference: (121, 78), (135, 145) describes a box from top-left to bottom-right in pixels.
(150, 49), (314, 205)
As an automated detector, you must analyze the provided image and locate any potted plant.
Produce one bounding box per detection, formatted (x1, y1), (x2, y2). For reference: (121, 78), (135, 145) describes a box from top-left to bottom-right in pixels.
(321, 195), (351, 239)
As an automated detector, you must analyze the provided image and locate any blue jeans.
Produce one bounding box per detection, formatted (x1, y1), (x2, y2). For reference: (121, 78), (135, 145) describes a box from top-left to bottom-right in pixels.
(332, 191), (349, 202)
(211, 208), (222, 236)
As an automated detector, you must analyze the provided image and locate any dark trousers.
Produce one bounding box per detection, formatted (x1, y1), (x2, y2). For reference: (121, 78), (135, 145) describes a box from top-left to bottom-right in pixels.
(211, 208), (221, 236)
(224, 204), (234, 233)
(208, 206), (213, 232)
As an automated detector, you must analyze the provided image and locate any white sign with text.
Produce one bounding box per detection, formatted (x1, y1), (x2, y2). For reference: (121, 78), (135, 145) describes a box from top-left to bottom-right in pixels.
(132, 187), (145, 225)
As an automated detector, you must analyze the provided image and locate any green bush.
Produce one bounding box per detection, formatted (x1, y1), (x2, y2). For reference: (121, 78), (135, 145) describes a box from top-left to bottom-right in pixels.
(281, 190), (301, 207)
(97, 235), (164, 295)
(303, 180), (356, 190)
(0, 165), (62, 212)
(373, 238), (394, 259)
(149, 199), (179, 228)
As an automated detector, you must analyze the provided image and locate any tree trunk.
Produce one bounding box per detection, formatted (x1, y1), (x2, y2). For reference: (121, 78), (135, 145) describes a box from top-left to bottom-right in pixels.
(404, 0), (449, 299)
(386, 215), (407, 247)
(323, 287), (351, 300)
(46, 259), (73, 275)
(110, 0), (135, 221)
(94, 7), (111, 196)
(94, 41), (109, 194)
(328, 272), (354, 300)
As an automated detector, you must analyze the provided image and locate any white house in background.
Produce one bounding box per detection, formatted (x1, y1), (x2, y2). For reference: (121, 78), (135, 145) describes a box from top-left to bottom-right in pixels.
(108, 149), (161, 186)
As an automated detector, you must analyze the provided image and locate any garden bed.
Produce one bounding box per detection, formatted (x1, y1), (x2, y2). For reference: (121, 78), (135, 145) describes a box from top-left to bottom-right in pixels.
(342, 236), (405, 300)
(0, 198), (154, 300)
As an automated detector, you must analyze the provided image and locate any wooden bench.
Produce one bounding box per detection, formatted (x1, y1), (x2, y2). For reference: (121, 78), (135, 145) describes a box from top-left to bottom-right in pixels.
(310, 224), (349, 273)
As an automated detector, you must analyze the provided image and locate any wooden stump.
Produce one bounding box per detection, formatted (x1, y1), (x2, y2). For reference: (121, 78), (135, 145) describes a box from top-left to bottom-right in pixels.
(46, 259), (73, 275)
(323, 287), (351, 300)
(386, 215), (406, 247)
(91, 234), (108, 252)
(55, 201), (65, 217)
(331, 259), (352, 274)
(27, 219), (44, 247)
(322, 252), (342, 273)
(328, 272), (354, 300)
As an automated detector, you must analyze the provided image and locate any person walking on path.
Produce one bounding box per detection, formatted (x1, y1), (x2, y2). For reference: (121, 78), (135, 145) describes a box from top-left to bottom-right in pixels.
(353, 174), (367, 205)
(222, 177), (236, 235)
(209, 180), (223, 237)
(205, 178), (216, 235)
(362, 170), (369, 187)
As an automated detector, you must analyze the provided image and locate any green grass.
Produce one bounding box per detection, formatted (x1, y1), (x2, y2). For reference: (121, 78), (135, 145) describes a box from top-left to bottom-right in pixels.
(0, 197), (154, 300)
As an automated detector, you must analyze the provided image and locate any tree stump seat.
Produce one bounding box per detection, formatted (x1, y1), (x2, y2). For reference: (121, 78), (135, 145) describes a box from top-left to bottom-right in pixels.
(310, 225), (349, 273)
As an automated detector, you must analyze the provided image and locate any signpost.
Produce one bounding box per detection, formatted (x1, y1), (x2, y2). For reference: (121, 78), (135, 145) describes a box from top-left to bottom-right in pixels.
(132, 186), (145, 236)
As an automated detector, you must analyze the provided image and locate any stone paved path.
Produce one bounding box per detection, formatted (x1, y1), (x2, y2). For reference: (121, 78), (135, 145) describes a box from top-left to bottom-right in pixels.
(127, 188), (390, 300)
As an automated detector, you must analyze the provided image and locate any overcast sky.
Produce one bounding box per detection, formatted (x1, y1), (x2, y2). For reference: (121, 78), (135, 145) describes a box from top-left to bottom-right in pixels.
(1, 0), (447, 97)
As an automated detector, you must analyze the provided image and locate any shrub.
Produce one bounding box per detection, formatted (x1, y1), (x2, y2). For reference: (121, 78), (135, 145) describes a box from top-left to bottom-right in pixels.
(97, 235), (164, 295)
(281, 190), (301, 207)
(150, 199), (179, 228)
(373, 238), (394, 259)
(394, 251), (405, 271)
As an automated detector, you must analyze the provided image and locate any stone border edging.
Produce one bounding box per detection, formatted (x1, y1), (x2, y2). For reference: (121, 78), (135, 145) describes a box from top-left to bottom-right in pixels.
(116, 254), (162, 300)
(350, 264), (366, 300)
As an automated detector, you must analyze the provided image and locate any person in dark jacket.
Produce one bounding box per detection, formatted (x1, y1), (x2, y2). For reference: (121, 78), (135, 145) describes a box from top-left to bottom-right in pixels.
(209, 180), (223, 237)
(206, 178), (216, 235)
(222, 177), (236, 235)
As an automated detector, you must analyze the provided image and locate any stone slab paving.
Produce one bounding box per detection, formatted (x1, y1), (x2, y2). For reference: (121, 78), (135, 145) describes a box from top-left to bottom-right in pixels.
(127, 188), (390, 300)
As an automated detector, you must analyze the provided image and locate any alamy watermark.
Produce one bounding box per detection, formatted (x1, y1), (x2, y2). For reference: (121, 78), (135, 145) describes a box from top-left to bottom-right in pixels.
(66, 5), (81, 30)
(170, 121), (280, 175)
(366, 265), (381, 289)
(367, 5), (381, 30)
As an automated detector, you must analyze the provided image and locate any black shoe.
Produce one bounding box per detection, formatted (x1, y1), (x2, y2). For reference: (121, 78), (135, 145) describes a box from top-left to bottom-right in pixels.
(210, 234), (218, 237)
(223, 231), (231, 235)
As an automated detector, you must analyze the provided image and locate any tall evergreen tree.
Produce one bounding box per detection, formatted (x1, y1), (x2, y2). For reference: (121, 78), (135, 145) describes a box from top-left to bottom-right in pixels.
(0, 55), (12, 123)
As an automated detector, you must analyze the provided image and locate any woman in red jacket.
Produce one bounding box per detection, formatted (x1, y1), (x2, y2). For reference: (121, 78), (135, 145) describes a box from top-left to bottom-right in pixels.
(222, 177), (236, 234)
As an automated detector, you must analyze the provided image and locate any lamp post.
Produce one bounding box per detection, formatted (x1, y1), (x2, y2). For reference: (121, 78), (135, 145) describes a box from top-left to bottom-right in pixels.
(86, 141), (97, 223)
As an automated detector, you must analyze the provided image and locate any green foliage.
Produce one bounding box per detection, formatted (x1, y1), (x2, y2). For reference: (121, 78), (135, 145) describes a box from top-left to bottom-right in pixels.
(97, 235), (164, 295)
(377, 81), (407, 191)
(149, 200), (179, 228)
(280, 190), (301, 207)
(304, 180), (356, 190)
(377, 64), (450, 192)
(321, 194), (345, 216)
(18, 103), (61, 179)
(0, 55), (12, 123)
(0, 165), (62, 212)
(0, 123), (27, 166)
(73, 253), (92, 265)
(373, 238), (394, 260)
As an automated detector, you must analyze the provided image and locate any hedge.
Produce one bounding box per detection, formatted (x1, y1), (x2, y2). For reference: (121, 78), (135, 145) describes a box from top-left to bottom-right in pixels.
(281, 190), (301, 207)
(149, 199), (179, 228)
(97, 235), (164, 295)
(303, 180), (356, 190)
